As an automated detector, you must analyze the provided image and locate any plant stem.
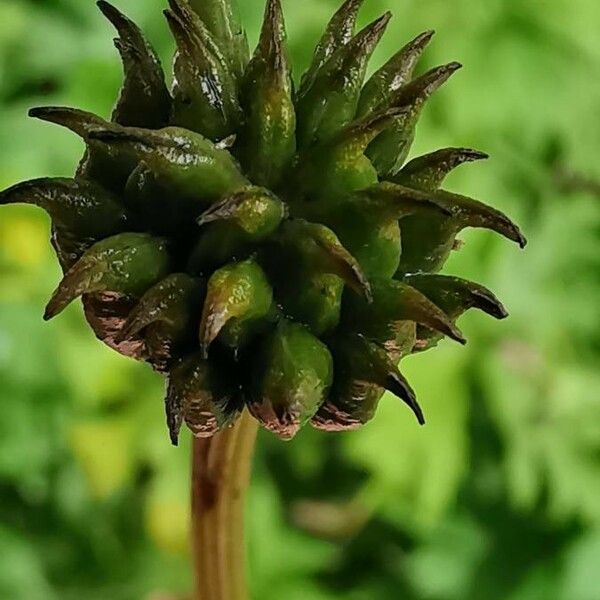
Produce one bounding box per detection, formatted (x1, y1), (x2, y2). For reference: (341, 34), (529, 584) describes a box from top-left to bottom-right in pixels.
(191, 410), (259, 600)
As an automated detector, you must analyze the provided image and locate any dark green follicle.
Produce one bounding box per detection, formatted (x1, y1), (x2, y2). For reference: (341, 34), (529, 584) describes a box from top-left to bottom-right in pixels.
(166, 352), (239, 444)
(312, 334), (423, 431)
(398, 189), (527, 273)
(249, 321), (333, 439)
(296, 12), (391, 147)
(280, 220), (372, 302)
(321, 182), (450, 279)
(357, 29), (435, 117)
(238, 0), (296, 188)
(29, 106), (108, 141)
(44, 233), (171, 321)
(165, 2), (241, 140)
(0, 177), (128, 251)
(403, 274), (508, 321)
(88, 125), (248, 202)
(29, 107), (136, 189)
(404, 273), (508, 351)
(295, 108), (405, 200)
(276, 273), (344, 336)
(97, 1), (171, 128)
(353, 182), (451, 219)
(188, 0), (249, 80)
(434, 190), (527, 248)
(343, 278), (466, 352)
(199, 259), (273, 358)
(123, 159), (205, 237)
(122, 161), (168, 232)
(168, 0), (227, 63)
(366, 62), (462, 177)
(116, 273), (205, 370)
(393, 147), (489, 191)
(299, 0), (365, 95)
(389, 62), (462, 114)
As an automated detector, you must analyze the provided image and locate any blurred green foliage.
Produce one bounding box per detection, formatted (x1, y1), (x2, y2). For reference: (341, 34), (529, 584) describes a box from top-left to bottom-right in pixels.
(0, 0), (599, 598)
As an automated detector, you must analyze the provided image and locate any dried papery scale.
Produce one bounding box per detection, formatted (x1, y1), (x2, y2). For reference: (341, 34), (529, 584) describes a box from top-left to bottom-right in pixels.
(2, 0), (526, 449)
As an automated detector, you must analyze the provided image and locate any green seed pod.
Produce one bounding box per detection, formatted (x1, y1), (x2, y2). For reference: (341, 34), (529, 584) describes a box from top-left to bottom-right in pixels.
(0, 177), (128, 268)
(166, 351), (240, 445)
(123, 161), (173, 234)
(238, 0), (296, 188)
(312, 334), (423, 431)
(403, 273), (508, 352)
(366, 62), (462, 177)
(343, 278), (466, 360)
(357, 29), (434, 117)
(98, 1), (171, 128)
(168, 0), (226, 62)
(296, 13), (391, 147)
(189, 186), (286, 271)
(199, 259), (274, 357)
(389, 148), (525, 273)
(263, 219), (371, 334)
(116, 273), (206, 371)
(277, 273), (344, 336)
(165, 1), (242, 140)
(88, 124), (249, 202)
(277, 219), (372, 300)
(44, 233), (171, 321)
(29, 107), (138, 192)
(187, 0), (249, 80)
(299, 0), (365, 95)
(392, 147), (489, 191)
(398, 189), (527, 274)
(293, 108), (403, 201)
(248, 321), (333, 440)
(315, 181), (449, 279)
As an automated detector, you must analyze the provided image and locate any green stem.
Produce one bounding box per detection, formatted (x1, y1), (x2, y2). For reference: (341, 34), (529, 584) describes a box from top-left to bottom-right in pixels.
(191, 410), (258, 600)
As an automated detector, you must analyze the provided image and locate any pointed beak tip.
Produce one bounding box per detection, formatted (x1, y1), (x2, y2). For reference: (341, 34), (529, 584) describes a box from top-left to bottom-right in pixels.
(28, 107), (44, 119)
(497, 306), (509, 320)
(197, 213), (216, 227)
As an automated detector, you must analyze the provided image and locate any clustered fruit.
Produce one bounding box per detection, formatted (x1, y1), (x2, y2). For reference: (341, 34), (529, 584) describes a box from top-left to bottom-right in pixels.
(0, 0), (526, 442)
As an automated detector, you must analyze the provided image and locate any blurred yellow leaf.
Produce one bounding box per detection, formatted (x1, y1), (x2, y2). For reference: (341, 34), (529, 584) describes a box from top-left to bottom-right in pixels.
(145, 497), (189, 557)
(144, 444), (191, 556)
(69, 418), (134, 499)
(0, 213), (47, 268)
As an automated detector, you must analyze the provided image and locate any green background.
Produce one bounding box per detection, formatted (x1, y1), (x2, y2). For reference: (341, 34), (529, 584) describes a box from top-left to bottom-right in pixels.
(1, 0), (599, 598)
